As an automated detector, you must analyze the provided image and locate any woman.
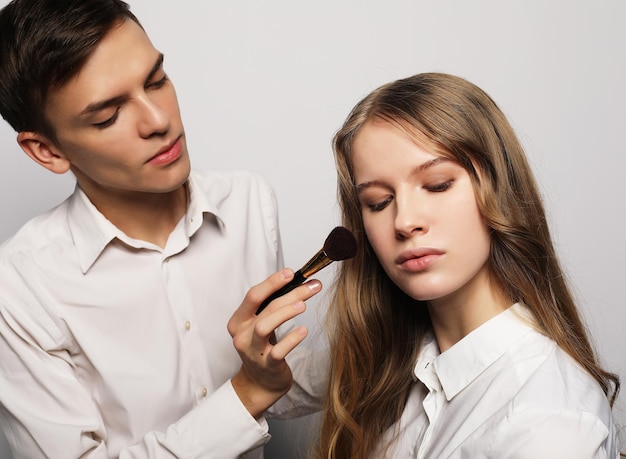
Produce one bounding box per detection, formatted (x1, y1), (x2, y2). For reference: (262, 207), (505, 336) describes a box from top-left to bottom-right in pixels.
(316, 73), (621, 458)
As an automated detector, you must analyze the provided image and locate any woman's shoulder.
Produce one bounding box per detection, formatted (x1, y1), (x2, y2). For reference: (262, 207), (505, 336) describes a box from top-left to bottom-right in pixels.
(510, 329), (610, 415)
(491, 332), (619, 457)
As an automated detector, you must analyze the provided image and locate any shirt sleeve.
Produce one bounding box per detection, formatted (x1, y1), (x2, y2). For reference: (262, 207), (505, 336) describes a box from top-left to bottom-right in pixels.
(148, 381), (271, 458)
(266, 347), (327, 419)
(493, 409), (616, 459)
(0, 299), (269, 459)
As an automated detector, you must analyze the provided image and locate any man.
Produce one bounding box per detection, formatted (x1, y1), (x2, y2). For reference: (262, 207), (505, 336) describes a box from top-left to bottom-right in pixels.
(0, 0), (322, 457)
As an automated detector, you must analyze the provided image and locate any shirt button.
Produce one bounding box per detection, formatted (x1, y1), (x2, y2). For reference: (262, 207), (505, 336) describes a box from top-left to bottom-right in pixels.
(201, 386), (208, 398)
(184, 320), (191, 331)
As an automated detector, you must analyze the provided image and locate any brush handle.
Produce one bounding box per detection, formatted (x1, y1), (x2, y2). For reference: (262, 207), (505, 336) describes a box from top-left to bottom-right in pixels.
(255, 270), (307, 315)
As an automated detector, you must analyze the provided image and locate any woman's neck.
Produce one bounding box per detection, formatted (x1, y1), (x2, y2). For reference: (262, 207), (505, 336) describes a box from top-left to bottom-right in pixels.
(427, 269), (511, 352)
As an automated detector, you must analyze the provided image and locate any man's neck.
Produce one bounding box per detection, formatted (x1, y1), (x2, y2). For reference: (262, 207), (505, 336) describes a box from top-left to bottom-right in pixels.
(84, 184), (188, 248)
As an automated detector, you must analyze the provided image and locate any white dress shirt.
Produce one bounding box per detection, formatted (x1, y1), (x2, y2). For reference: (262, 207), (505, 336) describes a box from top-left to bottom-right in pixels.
(0, 170), (322, 458)
(378, 303), (620, 459)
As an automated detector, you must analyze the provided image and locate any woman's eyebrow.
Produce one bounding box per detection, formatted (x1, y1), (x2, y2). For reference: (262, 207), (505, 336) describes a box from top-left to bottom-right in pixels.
(355, 157), (450, 194)
(355, 179), (387, 194)
(411, 156), (451, 174)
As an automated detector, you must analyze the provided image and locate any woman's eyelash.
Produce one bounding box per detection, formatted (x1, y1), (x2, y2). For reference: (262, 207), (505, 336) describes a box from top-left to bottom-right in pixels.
(426, 180), (453, 192)
(367, 197), (392, 212)
(362, 180), (453, 211)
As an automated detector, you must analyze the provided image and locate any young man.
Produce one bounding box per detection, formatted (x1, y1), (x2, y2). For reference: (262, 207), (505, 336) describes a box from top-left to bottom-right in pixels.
(0, 0), (322, 457)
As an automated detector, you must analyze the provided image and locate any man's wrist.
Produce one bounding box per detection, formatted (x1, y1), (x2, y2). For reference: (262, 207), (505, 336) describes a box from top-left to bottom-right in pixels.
(231, 368), (290, 419)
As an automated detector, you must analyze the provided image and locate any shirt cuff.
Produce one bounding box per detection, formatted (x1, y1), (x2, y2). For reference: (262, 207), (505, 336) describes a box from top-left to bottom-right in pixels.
(167, 380), (271, 457)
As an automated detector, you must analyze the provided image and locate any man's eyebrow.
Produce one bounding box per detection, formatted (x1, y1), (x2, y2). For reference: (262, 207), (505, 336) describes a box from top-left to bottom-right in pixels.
(355, 157), (450, 194)
(80, 53), (165, 116)
(145, 53), (165, 85)
(80, 95), (127, 117)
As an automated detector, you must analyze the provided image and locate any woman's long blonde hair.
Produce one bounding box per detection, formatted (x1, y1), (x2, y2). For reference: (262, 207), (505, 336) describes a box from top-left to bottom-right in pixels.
(315, 73), (620, 458)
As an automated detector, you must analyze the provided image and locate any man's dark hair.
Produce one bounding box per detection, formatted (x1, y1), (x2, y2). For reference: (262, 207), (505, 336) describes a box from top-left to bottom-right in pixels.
(0, 0), (140, 141)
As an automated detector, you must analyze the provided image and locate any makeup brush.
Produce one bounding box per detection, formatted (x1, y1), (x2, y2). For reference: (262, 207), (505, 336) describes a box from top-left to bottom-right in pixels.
(255, 226), (357, 315)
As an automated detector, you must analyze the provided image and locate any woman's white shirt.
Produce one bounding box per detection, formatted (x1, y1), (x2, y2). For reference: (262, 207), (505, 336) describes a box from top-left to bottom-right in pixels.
(380, 303), (620, 459)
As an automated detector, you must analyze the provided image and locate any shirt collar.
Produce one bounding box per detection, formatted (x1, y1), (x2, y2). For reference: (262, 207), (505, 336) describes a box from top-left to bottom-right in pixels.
(414, 303), (535, 401)
(185, 170), (224, 235)
(67, 171), (224, 273)
(67, 185), (117, 274)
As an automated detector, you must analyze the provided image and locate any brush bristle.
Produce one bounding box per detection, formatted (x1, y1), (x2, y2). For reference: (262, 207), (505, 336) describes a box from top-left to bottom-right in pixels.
(323, 226), (357, 261)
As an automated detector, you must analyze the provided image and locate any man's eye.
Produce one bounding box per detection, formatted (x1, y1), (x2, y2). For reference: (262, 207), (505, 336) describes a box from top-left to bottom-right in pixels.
(93, 108), (120, 129)
(148, 75), (168, 89)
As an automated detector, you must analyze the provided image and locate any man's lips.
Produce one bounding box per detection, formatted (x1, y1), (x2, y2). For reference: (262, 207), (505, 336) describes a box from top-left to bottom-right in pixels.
(148, 138), (182, 165)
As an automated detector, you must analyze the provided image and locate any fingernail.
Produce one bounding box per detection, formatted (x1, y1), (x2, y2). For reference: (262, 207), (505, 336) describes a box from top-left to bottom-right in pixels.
(281, 268), (293, 279)
(308, 281), (321, 292)
(292, 301), (305, 310)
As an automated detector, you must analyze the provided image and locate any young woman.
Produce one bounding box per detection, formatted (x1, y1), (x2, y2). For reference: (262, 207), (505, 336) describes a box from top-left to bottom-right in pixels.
(316, 73), (621, 458)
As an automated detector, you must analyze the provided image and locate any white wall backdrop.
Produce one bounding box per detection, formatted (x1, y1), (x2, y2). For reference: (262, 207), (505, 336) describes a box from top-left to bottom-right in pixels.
(0, 1), (624, 457)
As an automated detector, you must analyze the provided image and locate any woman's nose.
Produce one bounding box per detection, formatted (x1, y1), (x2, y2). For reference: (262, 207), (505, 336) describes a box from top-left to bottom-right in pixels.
(394, 192), (429, 240)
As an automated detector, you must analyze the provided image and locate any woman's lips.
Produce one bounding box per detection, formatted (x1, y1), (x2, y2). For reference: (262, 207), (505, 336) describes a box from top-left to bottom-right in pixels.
(396, 249), (444, 272)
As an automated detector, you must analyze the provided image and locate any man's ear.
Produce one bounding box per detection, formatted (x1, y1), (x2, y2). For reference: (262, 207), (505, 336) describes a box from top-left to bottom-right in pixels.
(17, 132), (71, 174)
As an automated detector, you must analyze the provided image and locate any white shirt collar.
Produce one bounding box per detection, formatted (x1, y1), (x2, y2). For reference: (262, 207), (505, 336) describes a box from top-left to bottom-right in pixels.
(414, 303), (536, 401)
(67, 171), (222, 274)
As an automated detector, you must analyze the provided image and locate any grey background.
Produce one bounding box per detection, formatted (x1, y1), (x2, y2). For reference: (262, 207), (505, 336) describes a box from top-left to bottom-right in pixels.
(0, 1), (624, 457)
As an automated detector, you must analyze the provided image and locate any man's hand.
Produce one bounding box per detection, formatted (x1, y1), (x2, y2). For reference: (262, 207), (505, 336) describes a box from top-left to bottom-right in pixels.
(227, 268), (321, 418)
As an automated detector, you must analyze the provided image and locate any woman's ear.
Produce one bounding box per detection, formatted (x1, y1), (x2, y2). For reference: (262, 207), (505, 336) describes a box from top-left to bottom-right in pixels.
(17, 132), (71, 174)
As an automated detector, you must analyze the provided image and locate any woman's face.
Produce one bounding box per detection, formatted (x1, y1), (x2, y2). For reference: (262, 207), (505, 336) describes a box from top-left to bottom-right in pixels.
(351, 119), (493, 307)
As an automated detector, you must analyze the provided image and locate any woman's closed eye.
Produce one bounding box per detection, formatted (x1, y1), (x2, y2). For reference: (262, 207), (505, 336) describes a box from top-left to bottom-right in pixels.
(425, 180), (453, 193)
(364, 196), (393, 212)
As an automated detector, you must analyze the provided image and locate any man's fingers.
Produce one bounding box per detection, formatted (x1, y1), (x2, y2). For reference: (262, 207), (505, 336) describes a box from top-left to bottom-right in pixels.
(270, 326), (308, 361)
(250, 268), (294, 303)
(245, 269), (295, 311)
(228, 269), (295, 336)
(259, 279), (322, 316)
(250, 299), (306, 348)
